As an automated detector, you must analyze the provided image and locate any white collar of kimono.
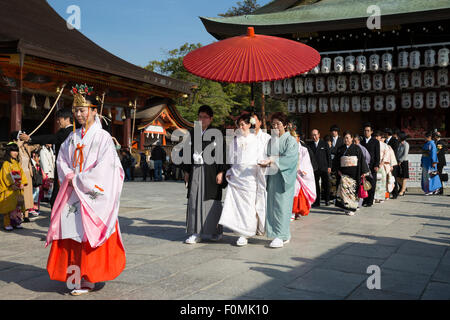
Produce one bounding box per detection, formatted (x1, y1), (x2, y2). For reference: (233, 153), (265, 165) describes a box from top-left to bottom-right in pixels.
(73, 115), (102, 146)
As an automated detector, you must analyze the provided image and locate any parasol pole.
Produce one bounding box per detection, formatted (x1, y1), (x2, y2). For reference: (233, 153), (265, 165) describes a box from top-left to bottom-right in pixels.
(29, 83), (66, 137)
(261, 91), (266, 129)
(250, 83), (255, 107)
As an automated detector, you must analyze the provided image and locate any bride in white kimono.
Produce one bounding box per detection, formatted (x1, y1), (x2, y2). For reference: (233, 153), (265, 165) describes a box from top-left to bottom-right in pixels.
(219, 114), (268, 246)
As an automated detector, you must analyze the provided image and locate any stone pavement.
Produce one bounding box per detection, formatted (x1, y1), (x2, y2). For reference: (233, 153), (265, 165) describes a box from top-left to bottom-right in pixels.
(1, 181), (449, 300)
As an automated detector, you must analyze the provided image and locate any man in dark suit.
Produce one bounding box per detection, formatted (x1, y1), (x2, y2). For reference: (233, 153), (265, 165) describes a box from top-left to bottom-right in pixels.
(361, 123), (380, 207)
(384, 128), (400, 198)
(308, 129), (332, 207)
(433, 131), (447, 195)
(329, 125), (344, 160)
(19, 108), (73, 207)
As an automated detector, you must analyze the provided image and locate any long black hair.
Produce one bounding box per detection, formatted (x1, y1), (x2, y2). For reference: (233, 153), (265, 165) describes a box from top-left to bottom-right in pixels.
(3, 142), (19, 163)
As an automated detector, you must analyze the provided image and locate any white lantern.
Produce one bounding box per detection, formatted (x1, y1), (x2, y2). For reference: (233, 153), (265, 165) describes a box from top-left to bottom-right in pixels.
(345, 55), (356, 72)
(382, 53), (393, 71)
(399, 72), (409, 89)
(330, 97), (340, 112)
(321, 57), (332, 74)
(356, 55), (367, 73)
(305, 78), (314, 93)
(386, 95), (396, 111)
(369, 54), (380, 71)
(374, 95), (384, 111)
(373, 74), (383, 90)
(319, 97), (328, 113)
(308, 97), (317, 113)
(361, 74), (371, 91)
(340, 96), (350, 112)
(298, 98), (307, 113)
(334, 56), (344, 73)
(437, 69), (449, 86)
(316, 77), (326, 92)
(411, 71), (422, 88)
(274, 80), (283, 94)
(294, 78), (304, 94)
(262, 82), (271, 95)
(398, 51), (409, 69)
(287, 98), (296, 113)
(440, 91), (450, 108)
(424, 49), (436, 67)
(426, 92), (437, 109)
(409, 50), (421, 69)
(283, 78), (293, 94)
(424, 70), (435, 88)
(351, 96), (361, 112)
(413, 92), (424, 109)
(361, 96), (371, 112)
(401, 93), (412, 109)
(385, 72), (396, 90)
(337, 75), (347, 92)
(348, 75), (359, 92)
(438, 48), (449, 67)
(327, 76), (337, 92)
(311, 65), (320, 74)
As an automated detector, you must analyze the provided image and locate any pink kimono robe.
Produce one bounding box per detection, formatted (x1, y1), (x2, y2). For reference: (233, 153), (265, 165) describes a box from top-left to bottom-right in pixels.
(292, 143), (316, 216)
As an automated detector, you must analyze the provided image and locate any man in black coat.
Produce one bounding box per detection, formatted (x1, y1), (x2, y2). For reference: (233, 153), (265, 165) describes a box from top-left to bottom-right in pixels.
(361, 123), (380, 207)
(329, 125), (344, 160)
(308, 129), (332, 207)
(433, 131), (447, 195)
(384, 128), (400, 198)
(19, 108), (73, 207)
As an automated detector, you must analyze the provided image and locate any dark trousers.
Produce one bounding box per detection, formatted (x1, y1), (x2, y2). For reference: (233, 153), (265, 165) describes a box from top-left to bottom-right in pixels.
(391, 166), (399, 198)
(314, 170), (330, 205)
(363, 168), (377, 206)
(438, 164), (445, 194)
(141, 167), (148, 181)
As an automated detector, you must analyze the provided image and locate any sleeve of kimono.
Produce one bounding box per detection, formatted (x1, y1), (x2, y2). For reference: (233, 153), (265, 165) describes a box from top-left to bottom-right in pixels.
(276, 136), (299, 183)
(431, 144), (439, 164)
(56, 135), (75, 185)
(359, 149), (370, 175)
(20, 164), (28, 186)
(374, 140), (380, 168)
(0, 162), (12, 191)
(181, 129), (193, 174)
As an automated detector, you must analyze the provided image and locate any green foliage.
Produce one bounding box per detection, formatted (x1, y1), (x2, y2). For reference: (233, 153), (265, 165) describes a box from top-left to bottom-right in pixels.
(218, 0), (261, 17)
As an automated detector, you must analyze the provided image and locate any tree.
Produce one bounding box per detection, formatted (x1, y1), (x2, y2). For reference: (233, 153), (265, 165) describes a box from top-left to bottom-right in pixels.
(219, 0), (261, 17)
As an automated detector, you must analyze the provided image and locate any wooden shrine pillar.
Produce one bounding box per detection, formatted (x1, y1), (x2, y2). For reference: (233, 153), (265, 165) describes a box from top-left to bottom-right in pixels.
(123, 113), (131, 148)
(140, 130), (145, 150)
(10, 89), (22, 133)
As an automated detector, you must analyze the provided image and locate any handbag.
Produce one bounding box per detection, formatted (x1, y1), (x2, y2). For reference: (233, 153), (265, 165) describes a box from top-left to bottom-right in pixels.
(440, 173), (448, 182)
(363, 176), (372, 191)
(358, 179), (369, 199)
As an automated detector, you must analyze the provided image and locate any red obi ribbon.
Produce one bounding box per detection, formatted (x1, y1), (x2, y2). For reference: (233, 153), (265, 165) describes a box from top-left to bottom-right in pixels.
(73, 143), (85, 172)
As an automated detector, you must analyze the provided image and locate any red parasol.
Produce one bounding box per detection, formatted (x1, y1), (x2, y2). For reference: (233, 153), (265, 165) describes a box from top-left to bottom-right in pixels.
(183, 27), (320, 83)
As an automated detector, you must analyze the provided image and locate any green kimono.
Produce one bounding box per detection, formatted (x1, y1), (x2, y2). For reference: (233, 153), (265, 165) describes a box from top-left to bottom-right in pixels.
(266, 132), (299, 241)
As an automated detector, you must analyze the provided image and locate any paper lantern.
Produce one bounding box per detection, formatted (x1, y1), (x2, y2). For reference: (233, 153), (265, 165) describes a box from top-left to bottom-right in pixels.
(30, 94), (37, 109)
(411, 71), (422, 88)
(373, 74), (383, 90)
(398, 51), (409, 69)
(399, 72), (409, 89)
(345, 55), (356, 72)
(361, 74), (371, 91)
(321, 57), (332, 74)
(274, 80), (283, 94)
(351, 96), (361, 112)
(413, 92), (424, 109)
(283, 78), (293, 94)
(424, 49), (436, 67)
(437, 69), (448, 86)
(426, 92), (437, 109)
(294, 78), (304, 94)
(262, 82), (271, 95)
(349, 75), (359, 92)
(385, 72), (396, 90)
(44, 96), (51, 110)
(438, 48), (449, 67)
(334, 56), (344, 73)
(369, 54), (380, 71)
(330, 97), (340, 112)
(401, 93), (412, 109)
(305, 78), (314, 93)
(337, 75), (347, 92)
(374, 95), (384, 111)
(316, 77), (326, 92)
(382, 53), (393, 71)
(386, 95), (396, 111)
(288, 98), (296, 113)
(409, 50), (421, 69)
(298, 98), (307, 113)
(356, 55), (367, 73)
(319, 97), (328, 113)
(307, 97), (317, 113)
(340, 96), (350, 112)
(424, 70), (435, 88)
(440, 91), (449, 108)
(327, 76), (337, 92)
(361, 96), (371, 112)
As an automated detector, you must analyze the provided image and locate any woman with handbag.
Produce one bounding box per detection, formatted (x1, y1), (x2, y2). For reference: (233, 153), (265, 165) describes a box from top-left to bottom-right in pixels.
(421, 131), (442, 195)
(334, 131), (370, 216)
(396, 132), (410, 196)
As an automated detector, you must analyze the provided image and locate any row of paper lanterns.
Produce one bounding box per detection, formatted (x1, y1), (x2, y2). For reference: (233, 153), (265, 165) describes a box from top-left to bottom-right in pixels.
(287, 91), (450, 113)
(264, 68), (449, 95)
(297, 48), (449, 75)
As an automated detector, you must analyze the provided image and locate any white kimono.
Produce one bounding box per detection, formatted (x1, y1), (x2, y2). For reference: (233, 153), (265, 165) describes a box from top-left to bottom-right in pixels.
(219, 130), (269, 237)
